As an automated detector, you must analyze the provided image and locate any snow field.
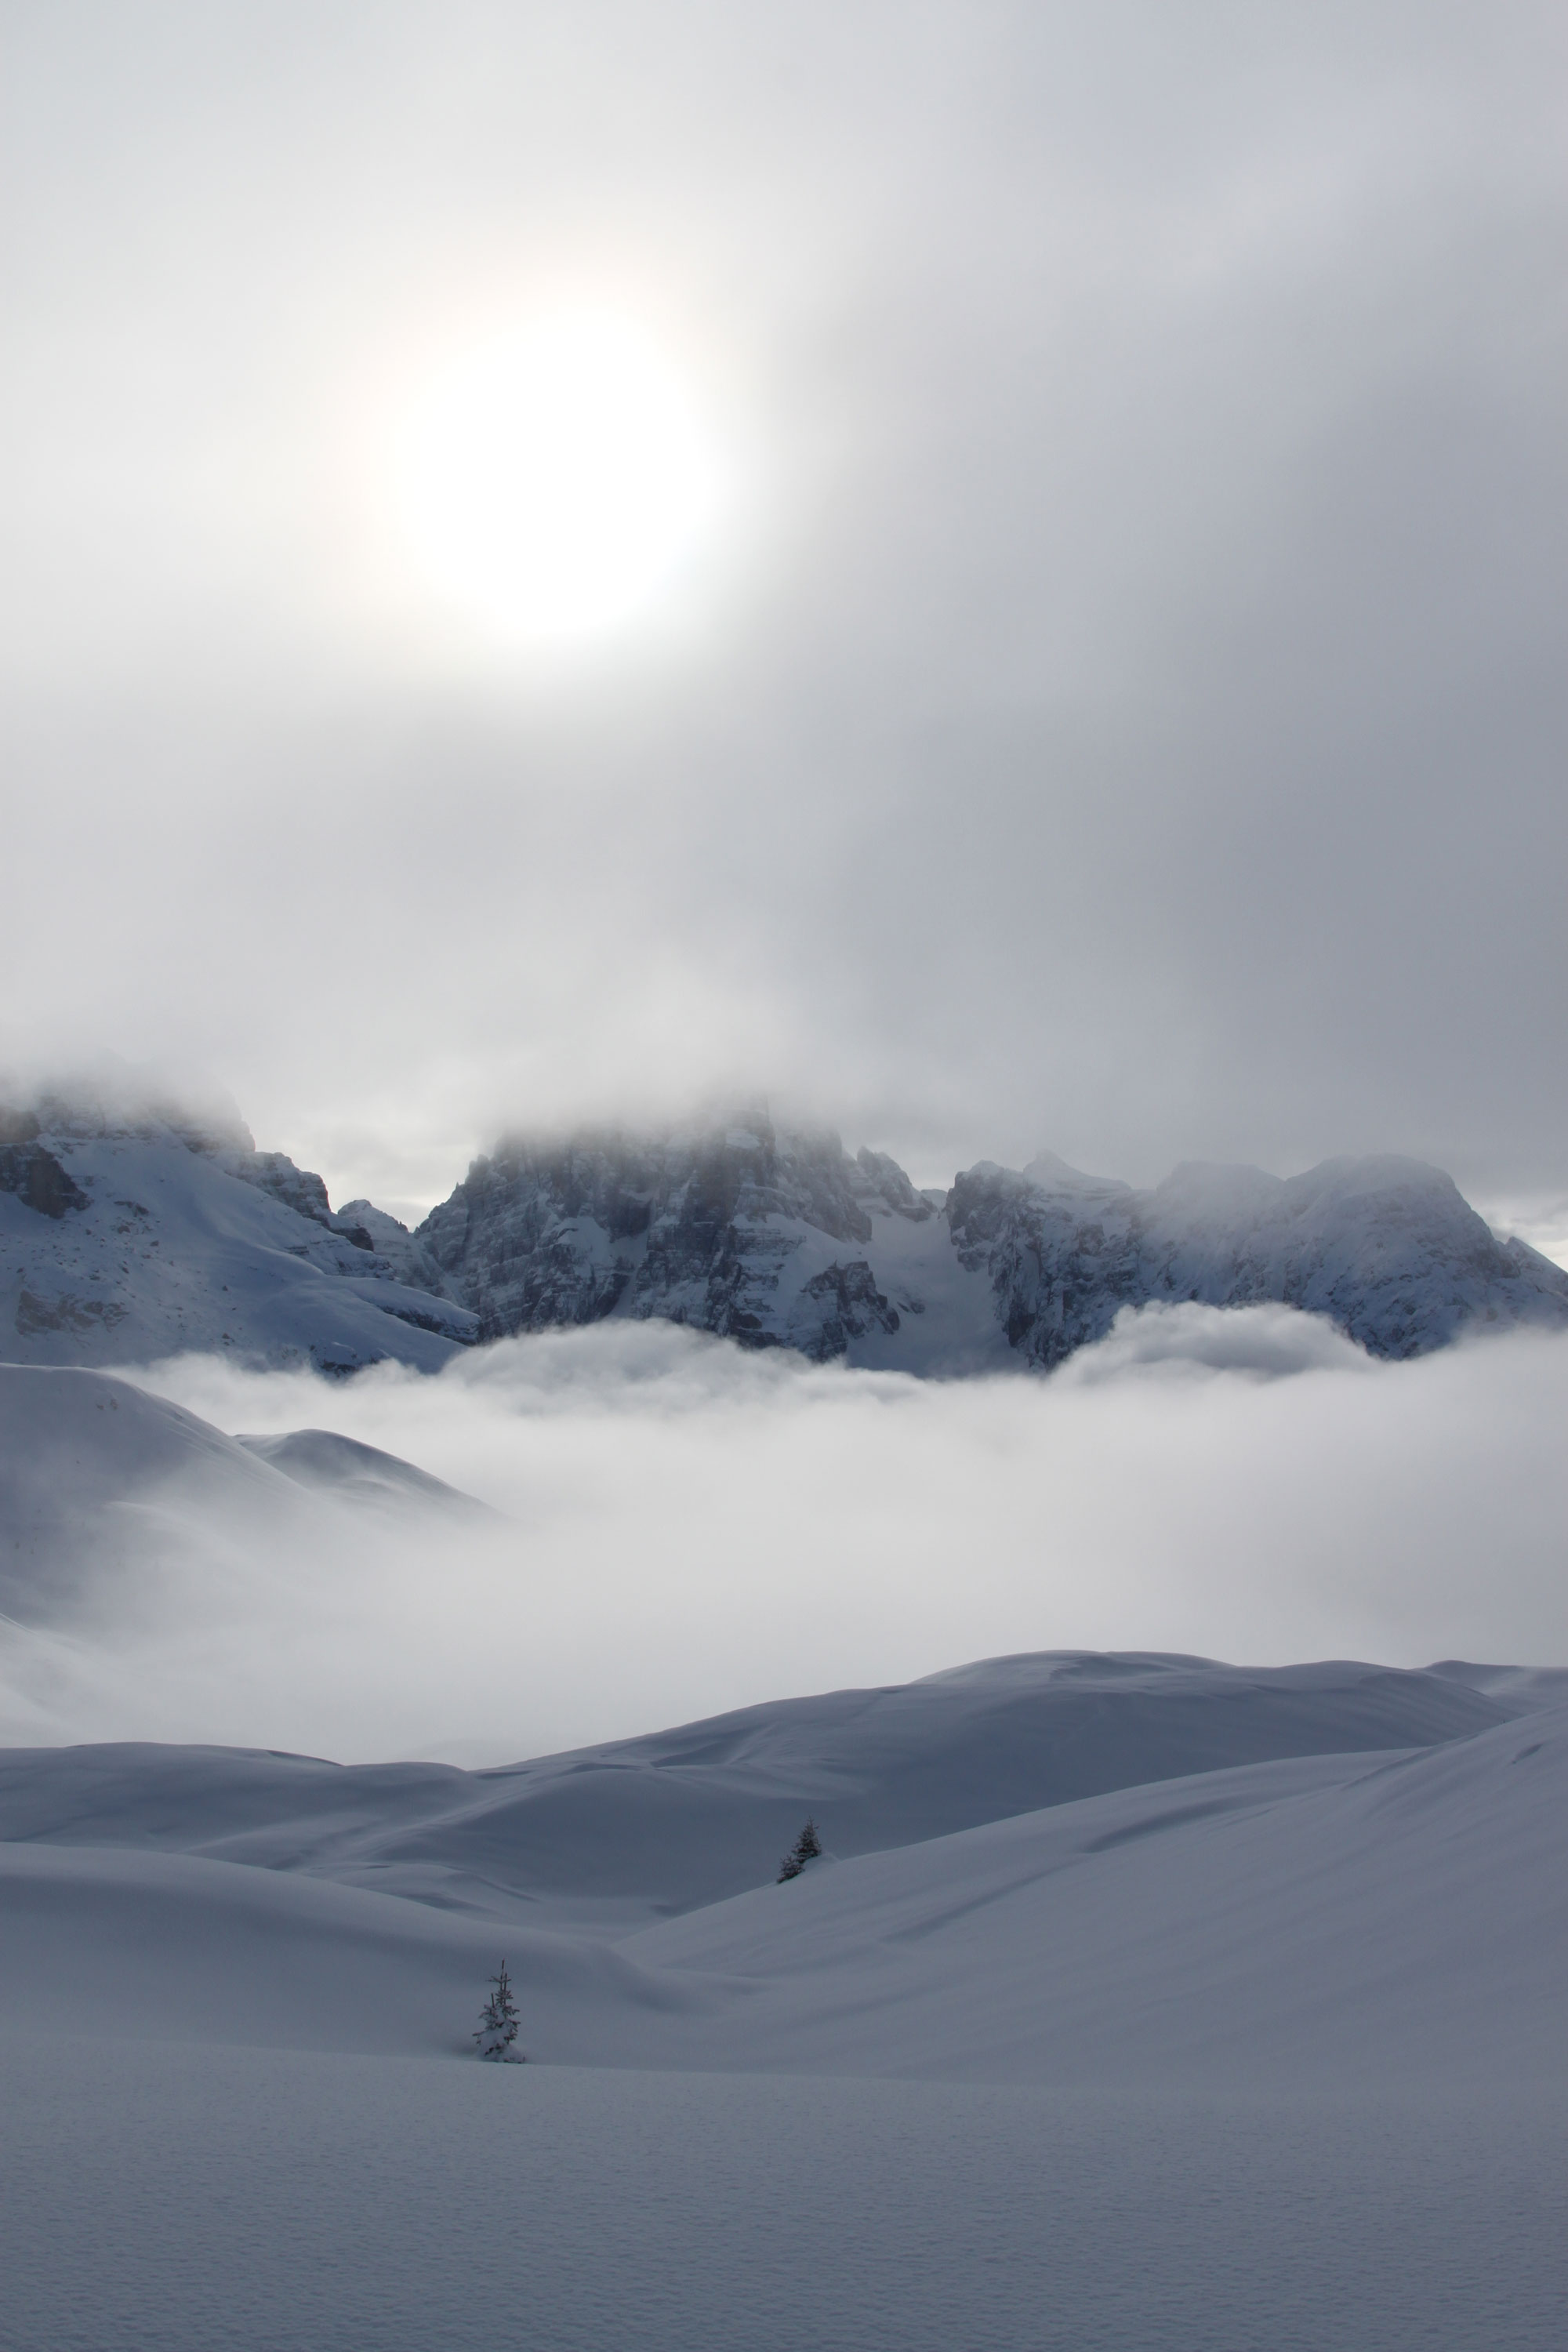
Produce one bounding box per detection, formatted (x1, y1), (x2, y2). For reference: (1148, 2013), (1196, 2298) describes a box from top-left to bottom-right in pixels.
(3, 2044), (1563, 2352)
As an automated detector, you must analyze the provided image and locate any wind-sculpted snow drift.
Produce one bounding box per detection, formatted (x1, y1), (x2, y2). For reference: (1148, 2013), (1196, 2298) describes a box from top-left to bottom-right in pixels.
(3, 1088), (1564, 1374)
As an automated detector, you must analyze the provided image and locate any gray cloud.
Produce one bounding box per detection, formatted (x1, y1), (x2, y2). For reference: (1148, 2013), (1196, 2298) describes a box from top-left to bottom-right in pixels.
(1, 2), (1563, 1207)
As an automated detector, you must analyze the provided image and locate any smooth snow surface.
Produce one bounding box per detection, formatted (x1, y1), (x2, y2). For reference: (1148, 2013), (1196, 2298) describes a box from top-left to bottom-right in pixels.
(4, 2046), (1563, 2352)
(3, 1656), (1566, 2347)
(0, 1651), (1519, 1928)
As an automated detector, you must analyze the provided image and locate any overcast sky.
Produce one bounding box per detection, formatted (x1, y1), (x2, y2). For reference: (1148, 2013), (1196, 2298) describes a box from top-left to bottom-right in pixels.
(3, 1), (1564, 1221)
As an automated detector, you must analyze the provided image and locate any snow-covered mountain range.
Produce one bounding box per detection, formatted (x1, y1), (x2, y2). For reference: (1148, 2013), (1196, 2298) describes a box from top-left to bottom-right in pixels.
(4, 1089), (1566, 1374)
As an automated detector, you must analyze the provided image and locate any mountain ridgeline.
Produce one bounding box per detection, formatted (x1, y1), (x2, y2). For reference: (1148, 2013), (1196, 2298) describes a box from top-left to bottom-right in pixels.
(366, 1116), (1568, 1373)
(3, 1093), (1566, 1376)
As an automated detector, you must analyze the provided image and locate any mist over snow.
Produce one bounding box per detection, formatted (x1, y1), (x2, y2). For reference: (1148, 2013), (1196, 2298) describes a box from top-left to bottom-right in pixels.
(2, 1305), (1562, 1765)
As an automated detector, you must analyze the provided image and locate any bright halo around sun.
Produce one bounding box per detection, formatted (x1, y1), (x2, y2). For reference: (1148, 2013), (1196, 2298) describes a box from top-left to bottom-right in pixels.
(394, 311), (728, 647)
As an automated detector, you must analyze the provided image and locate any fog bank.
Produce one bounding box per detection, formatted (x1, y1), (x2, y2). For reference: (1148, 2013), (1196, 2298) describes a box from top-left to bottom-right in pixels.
(0, 1306), (1557, 1762)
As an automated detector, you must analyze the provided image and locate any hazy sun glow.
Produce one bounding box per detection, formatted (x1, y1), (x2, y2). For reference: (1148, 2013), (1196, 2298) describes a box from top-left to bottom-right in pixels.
(394, 312), (727, 645)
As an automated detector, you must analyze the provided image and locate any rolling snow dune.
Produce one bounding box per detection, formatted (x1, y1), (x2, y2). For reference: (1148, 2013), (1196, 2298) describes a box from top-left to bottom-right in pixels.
(0, 1363), (311, 1620)
(4, 1661), (1565, 2352)
(623, 1709), (1568, 2085)
(0, 1697), (1564, 2089)
(0, 1654), (1519, 1925)
(232, 1425), (501, 1516)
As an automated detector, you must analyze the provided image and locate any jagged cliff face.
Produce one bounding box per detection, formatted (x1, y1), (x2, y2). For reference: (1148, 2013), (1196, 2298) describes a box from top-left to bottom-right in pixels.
(410, 1127), (1568, 1372)
(947, 1151), (1568, 1367)
(413, 1118), (936, 1361)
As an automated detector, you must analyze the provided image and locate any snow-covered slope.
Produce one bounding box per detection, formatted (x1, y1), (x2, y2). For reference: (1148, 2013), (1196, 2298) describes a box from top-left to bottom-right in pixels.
(233, 1428), (499, 1517)
(405, 1115), (1568, 1371)
(0, 1671), (1563, 2088)
(5, 1642), (1566, 2352)
(0, 1094), (477, 1373)
(622, 1704), (1568, 2086)
(0, 1363), (314, 1620)
(0, 1652), (1526, 1926)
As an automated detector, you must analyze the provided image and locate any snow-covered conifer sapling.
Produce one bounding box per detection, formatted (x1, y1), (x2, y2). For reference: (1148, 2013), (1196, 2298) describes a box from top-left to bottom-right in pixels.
(473, 1960), (524, 2061)
(778, 1819), (824, 1882)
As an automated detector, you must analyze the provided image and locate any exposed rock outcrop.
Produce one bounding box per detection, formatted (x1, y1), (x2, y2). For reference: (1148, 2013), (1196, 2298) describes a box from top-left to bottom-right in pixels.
(413, 1116), (931, 1361)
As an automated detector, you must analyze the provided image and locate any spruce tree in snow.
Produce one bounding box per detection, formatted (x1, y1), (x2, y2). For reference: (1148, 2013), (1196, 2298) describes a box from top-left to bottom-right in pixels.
(777, 1818), (823, 1882)
(473, 1960), (523, 2061)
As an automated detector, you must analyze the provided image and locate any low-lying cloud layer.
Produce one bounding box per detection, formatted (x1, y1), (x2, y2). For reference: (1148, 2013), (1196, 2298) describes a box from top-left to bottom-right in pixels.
(2, 1306), (1563, 1765)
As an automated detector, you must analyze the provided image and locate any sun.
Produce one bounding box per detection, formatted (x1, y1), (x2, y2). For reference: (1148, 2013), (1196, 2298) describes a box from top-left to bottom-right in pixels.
(394, 311), (727, 646)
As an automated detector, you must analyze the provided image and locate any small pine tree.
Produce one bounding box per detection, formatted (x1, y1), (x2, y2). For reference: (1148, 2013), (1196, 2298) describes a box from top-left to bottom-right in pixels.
(777, 1818), (824, 1882)
(473, 1959), (524, 2061)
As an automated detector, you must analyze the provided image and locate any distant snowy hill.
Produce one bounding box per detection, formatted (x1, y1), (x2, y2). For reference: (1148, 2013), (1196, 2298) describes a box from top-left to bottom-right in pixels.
(0, 1092), (476, 1373)
(401, 1113), (1568, 1371)
(4, 1087), (1564, 1374)
(0, 1363), (490, 1622)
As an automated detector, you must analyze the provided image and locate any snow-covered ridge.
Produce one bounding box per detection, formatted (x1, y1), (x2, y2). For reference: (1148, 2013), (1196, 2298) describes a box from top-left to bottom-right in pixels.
(3, 1088), (1565, 1374)
(0, 1094), (477, 1374)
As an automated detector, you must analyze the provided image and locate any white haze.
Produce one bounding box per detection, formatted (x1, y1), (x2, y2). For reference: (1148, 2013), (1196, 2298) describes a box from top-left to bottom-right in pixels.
(2, 1307), (1565, 1766)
